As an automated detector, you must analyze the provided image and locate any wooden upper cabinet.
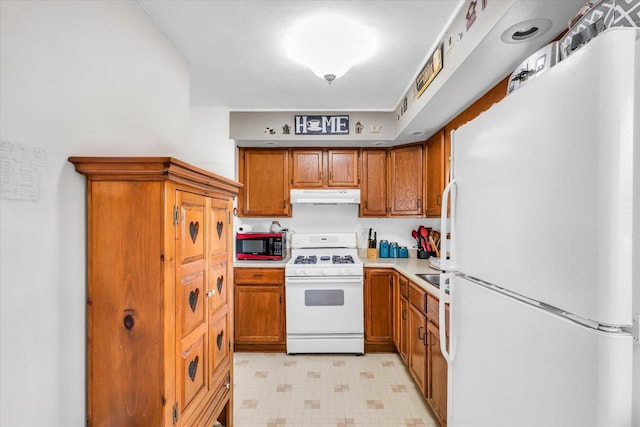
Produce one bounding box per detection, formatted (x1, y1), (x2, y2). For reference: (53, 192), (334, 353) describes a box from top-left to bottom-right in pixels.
(389, 144), (424, 216)
(327, 149), (359, 187)
(425, 130), (445, 217)
(291, 149), (324, 187)
(360, 149), (388, 217)
(238, 148), (290, 217)
(291, 148), (359, 188)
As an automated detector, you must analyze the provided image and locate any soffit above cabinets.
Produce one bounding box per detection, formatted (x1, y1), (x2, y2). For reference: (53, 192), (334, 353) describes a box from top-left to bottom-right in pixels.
(229, 1), (585, 147)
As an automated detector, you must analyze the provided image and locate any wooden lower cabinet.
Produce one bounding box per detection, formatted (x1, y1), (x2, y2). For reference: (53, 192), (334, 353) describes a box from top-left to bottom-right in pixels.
(408, 304), (428, 394)
(70, 157), (241, 427)
(398, 275), (409, 363)
(234, 268), (285, 352)
(392, 273), (449, 427)
(364, 268), (396, 352)
(427, 320), (448, 426)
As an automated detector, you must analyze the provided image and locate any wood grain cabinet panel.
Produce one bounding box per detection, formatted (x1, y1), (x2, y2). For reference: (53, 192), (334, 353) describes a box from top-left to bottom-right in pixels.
(327, 149), (359, 187)
(427, 320), (448, 427)
(364, 268), (395, 352)
(291, 149), (324, 187)
(70, 157), (240, 427)
(389, 144), (424, 216)
(360, 149), (388, 217)
(408, 303), (428, 394)
(291, 148), (359, 188)
(238, 148), (290, 217)
(234, 268), (285, 351)
(425, 130), (445, 218)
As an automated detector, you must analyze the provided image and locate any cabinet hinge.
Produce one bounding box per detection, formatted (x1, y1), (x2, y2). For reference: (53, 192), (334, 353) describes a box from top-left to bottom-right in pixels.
(172, 403), (178, 424)
(173, 206), (179, 226)
(228, 211), (231, 224)
(229, 339), (231, 351)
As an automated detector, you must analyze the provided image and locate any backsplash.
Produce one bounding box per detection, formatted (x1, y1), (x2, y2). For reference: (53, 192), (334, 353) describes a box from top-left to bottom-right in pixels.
(235, 203), (442, 250)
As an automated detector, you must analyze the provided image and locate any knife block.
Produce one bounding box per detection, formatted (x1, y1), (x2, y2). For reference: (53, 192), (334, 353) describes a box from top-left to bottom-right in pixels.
(367, 248), (377, 259)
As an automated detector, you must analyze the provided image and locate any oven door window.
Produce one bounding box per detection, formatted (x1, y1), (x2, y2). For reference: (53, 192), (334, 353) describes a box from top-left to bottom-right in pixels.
(305, 289), (344, 306)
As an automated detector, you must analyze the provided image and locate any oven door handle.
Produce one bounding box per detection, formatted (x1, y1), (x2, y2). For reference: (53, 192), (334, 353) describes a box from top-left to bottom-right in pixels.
(285, 276), (363, 285)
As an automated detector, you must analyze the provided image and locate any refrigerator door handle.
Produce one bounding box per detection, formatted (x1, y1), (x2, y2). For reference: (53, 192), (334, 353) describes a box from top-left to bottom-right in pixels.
(440, 178), (457, 271)
(439, 272), (456, 363)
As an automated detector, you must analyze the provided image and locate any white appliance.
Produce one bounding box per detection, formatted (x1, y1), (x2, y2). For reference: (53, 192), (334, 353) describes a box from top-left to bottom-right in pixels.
(290, 188), (361, 204)
(440, 28), (639, 427)
(285, 232), (364, 354)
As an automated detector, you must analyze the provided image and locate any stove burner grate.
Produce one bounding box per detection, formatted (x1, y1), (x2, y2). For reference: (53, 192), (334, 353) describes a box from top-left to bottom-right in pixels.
(294, 255), (317, 264)
(332, 255), (355, 264)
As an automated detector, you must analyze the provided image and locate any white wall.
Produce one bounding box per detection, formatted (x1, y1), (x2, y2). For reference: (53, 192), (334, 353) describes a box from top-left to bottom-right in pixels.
(236, 205), (442, 252)
(191, 107), (236, 180)
(0, 1), (195, 425)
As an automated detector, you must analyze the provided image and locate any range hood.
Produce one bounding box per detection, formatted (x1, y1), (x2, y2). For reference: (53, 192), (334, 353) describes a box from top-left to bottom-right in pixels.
(290, 189), (361, 205)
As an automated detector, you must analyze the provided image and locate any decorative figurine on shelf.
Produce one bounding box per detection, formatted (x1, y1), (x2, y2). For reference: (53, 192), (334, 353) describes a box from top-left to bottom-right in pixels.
(355, 121), (364, 134)
(282, 124), (290, 134)
(270, 220), (282, 233)
(264, 127), (276, 134)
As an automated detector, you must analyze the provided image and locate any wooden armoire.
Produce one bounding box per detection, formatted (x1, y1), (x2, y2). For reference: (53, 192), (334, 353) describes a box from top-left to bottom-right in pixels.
(69, 157), (241, 427)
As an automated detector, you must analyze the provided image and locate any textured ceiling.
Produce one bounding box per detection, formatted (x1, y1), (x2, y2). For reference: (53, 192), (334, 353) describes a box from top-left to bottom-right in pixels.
(137, 0), (462, 111)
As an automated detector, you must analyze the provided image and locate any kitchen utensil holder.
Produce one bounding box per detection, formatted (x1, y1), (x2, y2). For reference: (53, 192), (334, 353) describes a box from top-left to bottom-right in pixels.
(417, 250), (429, 259)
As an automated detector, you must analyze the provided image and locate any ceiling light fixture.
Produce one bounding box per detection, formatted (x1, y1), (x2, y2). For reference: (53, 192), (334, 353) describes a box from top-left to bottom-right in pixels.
(285, 12), (377, 84)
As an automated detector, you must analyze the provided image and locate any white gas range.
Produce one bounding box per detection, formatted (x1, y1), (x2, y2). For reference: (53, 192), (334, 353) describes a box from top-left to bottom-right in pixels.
(285, 233), (364, 355)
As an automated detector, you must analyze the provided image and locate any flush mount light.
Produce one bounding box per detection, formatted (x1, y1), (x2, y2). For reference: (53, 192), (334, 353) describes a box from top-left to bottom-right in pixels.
(285, 12), (377, 84)
(500, 18), (552, 44)
(409, 129), (426, 136)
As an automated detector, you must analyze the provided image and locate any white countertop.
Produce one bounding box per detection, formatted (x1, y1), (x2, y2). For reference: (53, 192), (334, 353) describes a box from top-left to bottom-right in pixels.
(234, 251), (447, 301)
(359, 249), (447, 300)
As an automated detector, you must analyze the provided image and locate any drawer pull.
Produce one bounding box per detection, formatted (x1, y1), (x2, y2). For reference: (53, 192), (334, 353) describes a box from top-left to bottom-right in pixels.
(225, 382), (230, 389)
(206, 290), (215, 298)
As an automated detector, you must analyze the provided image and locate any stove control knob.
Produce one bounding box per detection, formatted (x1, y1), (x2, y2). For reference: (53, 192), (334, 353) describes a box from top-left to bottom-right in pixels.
(321, 269), (328, 275)
(304, 269), (310, 276)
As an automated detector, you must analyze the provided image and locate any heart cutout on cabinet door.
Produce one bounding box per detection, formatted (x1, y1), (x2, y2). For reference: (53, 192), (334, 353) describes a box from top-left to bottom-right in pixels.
(216, 221), (223, 239)
(216, 276), (224, 294)
(188, 289), (199, 312)
(189, 221), (199, 244)
(188, 356), (199, 382)
(216, 331), (224, 350)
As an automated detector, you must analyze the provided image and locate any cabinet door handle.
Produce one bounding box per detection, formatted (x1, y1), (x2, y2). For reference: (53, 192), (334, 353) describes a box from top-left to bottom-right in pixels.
(417, 326), (425, 342)
(417, 199), (422, 209)
(206, 290), (215, 298)
(437, 194), (442, 206)
(402, 309), (407, 320)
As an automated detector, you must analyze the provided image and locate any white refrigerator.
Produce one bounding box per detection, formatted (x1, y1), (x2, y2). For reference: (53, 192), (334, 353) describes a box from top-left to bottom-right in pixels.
(439, 28), (639, 427)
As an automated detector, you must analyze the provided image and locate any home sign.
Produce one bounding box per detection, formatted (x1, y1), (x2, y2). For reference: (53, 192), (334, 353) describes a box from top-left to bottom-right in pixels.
(295, 115), (349, 135)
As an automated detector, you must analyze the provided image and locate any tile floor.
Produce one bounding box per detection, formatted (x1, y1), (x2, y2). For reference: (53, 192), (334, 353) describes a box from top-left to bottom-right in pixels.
(233, 352), (438, 427)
